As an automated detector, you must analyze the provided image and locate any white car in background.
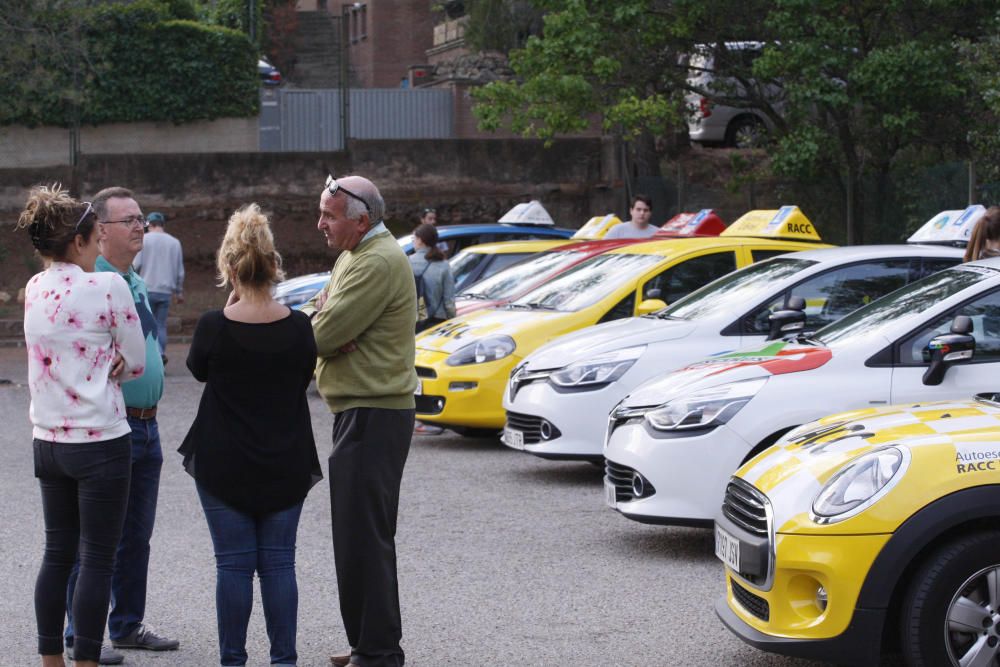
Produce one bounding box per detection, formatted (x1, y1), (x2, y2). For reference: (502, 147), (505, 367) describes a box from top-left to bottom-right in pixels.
(603, 252), (1000, 526)
(503, 206), (984, 462)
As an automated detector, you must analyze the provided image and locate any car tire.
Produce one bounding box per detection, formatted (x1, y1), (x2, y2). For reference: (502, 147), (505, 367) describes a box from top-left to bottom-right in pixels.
(899, 530), (1000, 667)
(726, 115), (767, 149)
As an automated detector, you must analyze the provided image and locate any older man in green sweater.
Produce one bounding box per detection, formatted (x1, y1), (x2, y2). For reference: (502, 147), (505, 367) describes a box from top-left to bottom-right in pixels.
(302, 175), (417, 667)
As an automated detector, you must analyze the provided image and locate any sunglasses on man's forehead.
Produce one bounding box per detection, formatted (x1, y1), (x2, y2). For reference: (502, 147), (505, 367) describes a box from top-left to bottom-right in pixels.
(325, 175), (372, 216)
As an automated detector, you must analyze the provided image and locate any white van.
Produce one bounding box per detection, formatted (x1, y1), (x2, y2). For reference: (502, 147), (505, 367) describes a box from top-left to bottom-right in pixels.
(686, 42), (780, 148)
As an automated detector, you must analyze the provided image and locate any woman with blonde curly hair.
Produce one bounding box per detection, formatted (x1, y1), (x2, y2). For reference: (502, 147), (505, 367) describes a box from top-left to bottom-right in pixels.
(179, 204), (321, 667)
(20, 185), (146, 667)
(964, 207), (1000, 262)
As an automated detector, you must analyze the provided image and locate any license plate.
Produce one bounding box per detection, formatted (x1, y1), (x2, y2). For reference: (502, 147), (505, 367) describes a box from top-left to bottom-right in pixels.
(504, 427), (524, 450)
(414, 379), (422, 395)
(715, 525), (741, 571)
(604, 480), (617, 508)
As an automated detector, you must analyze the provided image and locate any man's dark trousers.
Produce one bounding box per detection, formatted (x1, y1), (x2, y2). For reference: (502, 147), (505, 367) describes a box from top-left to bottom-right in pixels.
(330, 407), (414, 667)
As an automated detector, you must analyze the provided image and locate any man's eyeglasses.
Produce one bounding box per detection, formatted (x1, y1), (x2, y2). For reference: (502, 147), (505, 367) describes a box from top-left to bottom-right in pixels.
(74, 202), (93, 233)
(325, 175), (372, 216)
(102, 215), (149, 231)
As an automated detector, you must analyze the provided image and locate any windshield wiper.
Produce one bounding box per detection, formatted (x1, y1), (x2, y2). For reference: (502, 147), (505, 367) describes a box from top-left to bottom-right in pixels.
(460, 292), (490, 300)
(505, 303), (533, 310)
(524, 302), (558, 310)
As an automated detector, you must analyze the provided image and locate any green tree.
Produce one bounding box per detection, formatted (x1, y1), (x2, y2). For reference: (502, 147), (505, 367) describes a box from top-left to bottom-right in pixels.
(472, 0), (692, 180)
(750, 0), (994, 242)
(959, 14), (1000, 193)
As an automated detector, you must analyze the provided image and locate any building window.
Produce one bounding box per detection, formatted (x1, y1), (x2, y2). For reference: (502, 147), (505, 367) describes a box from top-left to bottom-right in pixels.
(348, 3), (367, 44)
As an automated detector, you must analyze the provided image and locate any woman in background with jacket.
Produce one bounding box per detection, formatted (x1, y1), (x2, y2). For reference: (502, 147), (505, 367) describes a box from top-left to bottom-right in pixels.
(410, 223), (456, 333)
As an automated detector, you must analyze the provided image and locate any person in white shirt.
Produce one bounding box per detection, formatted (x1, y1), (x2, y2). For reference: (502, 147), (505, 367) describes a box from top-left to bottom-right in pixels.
(133, 212), (184, 364)
(18, 185), (145, 667)
(603, 195), (659, 239)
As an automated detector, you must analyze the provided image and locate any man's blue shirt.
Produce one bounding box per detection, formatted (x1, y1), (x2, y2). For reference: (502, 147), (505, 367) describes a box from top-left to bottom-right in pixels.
(95, 255), (164, 408)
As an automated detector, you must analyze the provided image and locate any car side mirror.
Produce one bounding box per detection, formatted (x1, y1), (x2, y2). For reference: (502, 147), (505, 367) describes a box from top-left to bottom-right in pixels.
(767, 295), (806, 340)
(922, 315), (975, 386)
(637, 298), (668, 315)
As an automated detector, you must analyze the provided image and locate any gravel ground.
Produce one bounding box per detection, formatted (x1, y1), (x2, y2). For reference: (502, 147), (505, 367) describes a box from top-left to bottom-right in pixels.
(0, 346), (841, 666)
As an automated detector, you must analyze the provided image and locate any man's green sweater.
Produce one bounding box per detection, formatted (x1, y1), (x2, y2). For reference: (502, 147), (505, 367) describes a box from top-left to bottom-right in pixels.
(302, 231), (418, 413)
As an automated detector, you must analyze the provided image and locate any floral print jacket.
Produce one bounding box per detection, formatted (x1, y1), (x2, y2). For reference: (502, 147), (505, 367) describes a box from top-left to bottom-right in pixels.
(24, 262), (146, 443)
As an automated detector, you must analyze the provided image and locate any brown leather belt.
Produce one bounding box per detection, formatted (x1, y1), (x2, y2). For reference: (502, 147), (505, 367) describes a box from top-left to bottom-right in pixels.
(126, 405), (157, 420)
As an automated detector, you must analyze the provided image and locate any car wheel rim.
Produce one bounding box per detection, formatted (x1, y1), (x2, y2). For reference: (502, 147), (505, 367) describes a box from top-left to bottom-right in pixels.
(734, 124), (762, 149)
(944, 564), (1000, 666)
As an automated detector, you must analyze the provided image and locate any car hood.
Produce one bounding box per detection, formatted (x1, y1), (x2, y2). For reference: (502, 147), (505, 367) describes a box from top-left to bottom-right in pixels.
(621, 339), (833, 409)
(525, 316), (697, 370)
(415, 308), (570, 355)
(274, 271), (330, 295)
(735, 397), (1000, 532)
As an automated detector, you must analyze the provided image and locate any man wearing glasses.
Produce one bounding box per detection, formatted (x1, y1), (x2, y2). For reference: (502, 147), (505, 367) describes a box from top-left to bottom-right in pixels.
(302, 175), (417, 667)
(64, 187), (179, 665)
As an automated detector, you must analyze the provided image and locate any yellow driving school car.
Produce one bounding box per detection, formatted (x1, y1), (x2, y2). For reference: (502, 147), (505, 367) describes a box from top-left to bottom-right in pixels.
(716, 394), (1000, 666)
(413, 206), (828, 433)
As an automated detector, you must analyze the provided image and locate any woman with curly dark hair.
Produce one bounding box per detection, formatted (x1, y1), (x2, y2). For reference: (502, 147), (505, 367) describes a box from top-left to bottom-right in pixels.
(19, 185), (146, 667)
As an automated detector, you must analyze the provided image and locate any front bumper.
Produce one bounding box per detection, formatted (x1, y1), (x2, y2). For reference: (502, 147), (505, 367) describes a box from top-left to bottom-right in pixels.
(603, 422), (753, 523)
(716, 597), (885, 666)
(715, 484), (892, 665)
(501, 376), (622, 460)
(414, 349), (518, 429)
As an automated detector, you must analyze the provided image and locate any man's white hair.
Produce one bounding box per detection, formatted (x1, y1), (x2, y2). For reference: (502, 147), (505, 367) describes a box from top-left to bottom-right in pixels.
(345, 196), (369, 221)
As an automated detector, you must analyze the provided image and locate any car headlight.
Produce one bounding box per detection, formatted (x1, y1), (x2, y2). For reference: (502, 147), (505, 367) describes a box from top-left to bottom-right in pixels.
(644, 378), (767, 431)
(549, 345), (646, 388)
(446, 335), (516, 366)
(811, 446), (910, 524)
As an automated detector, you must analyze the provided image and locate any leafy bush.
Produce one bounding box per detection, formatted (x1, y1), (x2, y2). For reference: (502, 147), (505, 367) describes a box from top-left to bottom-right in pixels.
(0, 0), (258, 127)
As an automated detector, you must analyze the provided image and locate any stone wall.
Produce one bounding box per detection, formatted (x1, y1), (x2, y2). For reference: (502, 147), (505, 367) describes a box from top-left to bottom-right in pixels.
(0, 119), (260, 169)
(0, 137), (621, 298)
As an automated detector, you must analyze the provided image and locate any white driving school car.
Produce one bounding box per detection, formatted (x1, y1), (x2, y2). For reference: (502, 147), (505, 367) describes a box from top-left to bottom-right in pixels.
(502, 207), (980, 461)
(603, 250), (1000, 526)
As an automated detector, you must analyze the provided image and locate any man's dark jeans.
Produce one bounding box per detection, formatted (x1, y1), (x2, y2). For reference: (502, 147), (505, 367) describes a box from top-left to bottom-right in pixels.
(34, 435), (131, 663)
(66, 416), (163, 644)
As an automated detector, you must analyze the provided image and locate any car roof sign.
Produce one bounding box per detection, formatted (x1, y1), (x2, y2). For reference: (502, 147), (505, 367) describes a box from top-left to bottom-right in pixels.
(572, 214), (622, 239)
(906, 205), (987, 246)
(498, 200), (555, 226)
(720, 205), (822, 241)
(656, 209), (726, 237)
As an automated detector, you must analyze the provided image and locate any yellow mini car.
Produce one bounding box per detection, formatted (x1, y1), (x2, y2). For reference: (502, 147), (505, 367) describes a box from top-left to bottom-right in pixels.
(414, 206), (829, 433)
(716, 393), (1000, 666)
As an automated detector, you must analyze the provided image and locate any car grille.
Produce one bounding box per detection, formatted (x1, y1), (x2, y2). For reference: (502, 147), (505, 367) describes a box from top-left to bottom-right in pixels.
(415, 366), (437, 379)
(722, 479), (769, 536)
(605, 459), (656, 502)
(415, 394), (444, 415)
(505, 411), (543, 444)
(731, 579), (770, 622)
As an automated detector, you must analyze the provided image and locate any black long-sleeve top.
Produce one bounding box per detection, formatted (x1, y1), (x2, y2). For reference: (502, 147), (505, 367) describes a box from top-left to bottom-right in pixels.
(179, 309), (322, 514)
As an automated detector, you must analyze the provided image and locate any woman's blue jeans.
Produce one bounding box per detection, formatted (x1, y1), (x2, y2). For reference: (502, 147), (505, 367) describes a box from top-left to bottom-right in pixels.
(197, 484), (303, 666)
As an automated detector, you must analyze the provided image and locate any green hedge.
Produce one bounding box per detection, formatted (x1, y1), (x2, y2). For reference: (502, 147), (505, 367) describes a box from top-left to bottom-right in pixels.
(0, 0), (258, 127)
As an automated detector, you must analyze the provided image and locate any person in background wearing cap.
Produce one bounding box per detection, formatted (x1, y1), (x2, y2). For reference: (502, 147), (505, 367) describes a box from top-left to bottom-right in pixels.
(134, 211), (184, 365)
(303, 175), (416, 667)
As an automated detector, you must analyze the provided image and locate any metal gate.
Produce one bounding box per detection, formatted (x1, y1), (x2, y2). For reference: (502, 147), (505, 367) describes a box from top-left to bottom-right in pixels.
(260, 88), (454, 151)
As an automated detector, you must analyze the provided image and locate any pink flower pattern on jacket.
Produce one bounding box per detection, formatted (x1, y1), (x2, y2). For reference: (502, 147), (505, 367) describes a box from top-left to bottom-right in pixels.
(24, 262), (146, 443)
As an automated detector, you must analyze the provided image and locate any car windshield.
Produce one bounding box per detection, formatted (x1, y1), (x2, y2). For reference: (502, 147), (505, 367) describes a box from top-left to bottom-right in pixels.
(458, 250), (584, 301)
(662, 257), (816, 321)
(449, 250), (490, 288)
(509, 253), (664, 312)
(815, 265), (996, 345)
